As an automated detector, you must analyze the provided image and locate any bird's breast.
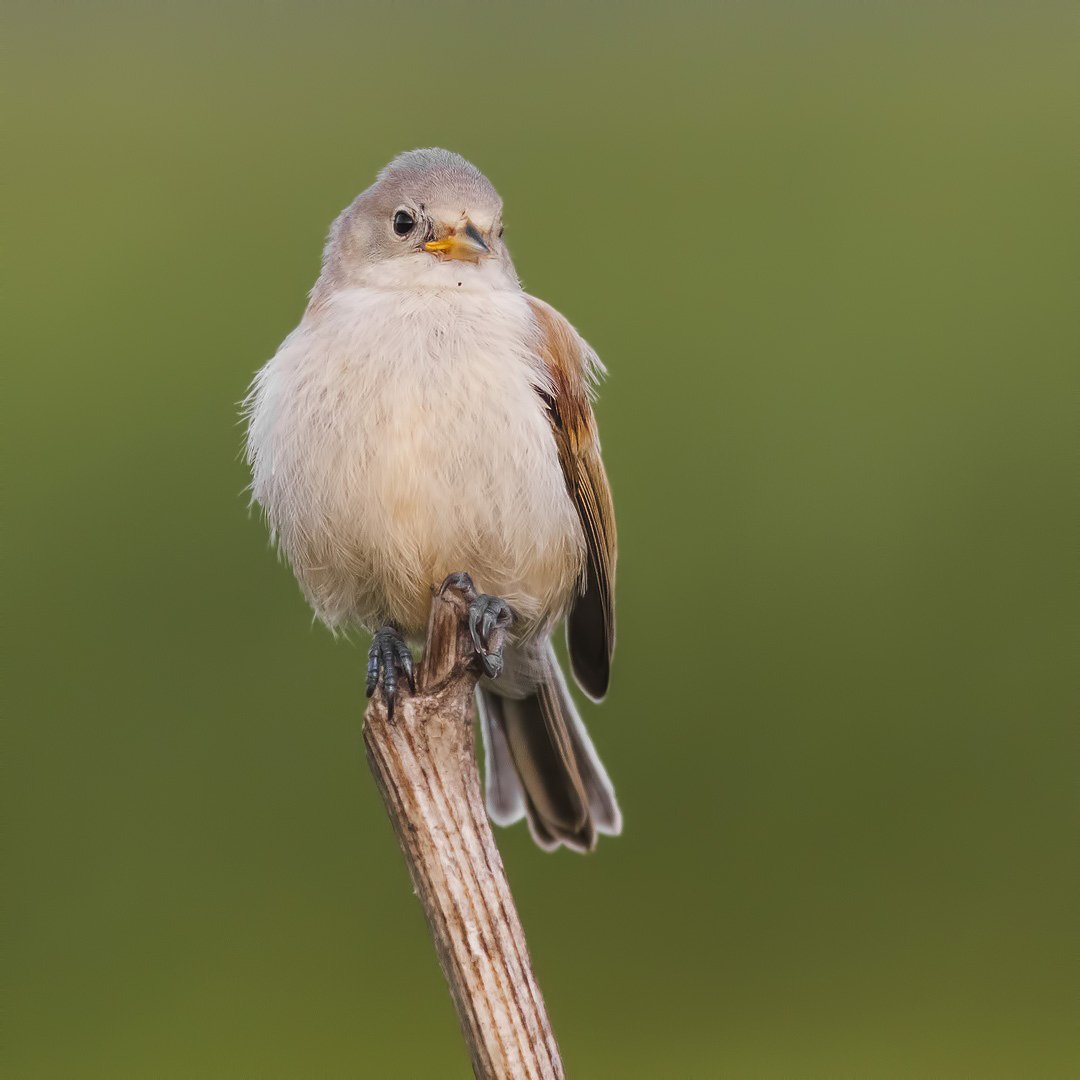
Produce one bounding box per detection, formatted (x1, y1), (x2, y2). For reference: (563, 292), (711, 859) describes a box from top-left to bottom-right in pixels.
(249, 285), (584, 633)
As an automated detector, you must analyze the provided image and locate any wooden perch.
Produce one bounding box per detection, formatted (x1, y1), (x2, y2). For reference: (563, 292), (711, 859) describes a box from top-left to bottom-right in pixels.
(362, 584), (565, 1080)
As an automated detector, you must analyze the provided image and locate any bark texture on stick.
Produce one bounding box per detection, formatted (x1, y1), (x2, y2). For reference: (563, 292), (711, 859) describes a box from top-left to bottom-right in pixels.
(363, 586), (565, 1080)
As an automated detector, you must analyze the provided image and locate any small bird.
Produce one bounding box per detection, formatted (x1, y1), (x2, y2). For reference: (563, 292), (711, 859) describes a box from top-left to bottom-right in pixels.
(245, 148), (620, 852)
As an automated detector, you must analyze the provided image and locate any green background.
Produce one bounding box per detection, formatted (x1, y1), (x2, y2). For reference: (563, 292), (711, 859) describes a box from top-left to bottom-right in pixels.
(8, 2), (1077, 1076)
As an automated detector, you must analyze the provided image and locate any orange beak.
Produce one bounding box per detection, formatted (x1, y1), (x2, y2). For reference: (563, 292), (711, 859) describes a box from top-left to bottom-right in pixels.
(424, 220), (490, 262)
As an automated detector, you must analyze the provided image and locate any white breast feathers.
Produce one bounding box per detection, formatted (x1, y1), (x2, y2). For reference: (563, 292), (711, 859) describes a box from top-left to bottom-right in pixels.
(244, 277), (584, 636)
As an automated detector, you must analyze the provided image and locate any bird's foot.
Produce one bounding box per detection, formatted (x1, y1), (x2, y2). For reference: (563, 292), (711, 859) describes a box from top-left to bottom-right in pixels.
(366, 625), (415, 721)
(439, 572), (514, 679)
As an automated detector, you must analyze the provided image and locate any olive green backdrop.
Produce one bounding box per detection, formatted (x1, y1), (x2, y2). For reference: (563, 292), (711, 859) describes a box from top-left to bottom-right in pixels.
(8, 2), (1076, 1077)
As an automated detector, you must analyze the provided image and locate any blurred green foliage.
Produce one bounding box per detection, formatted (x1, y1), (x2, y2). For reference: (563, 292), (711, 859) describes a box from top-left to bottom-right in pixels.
(7, 2), (1077, 1076)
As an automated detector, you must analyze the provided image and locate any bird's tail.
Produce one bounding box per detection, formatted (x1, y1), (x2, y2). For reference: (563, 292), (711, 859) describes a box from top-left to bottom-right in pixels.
(477, 640), (621, 852)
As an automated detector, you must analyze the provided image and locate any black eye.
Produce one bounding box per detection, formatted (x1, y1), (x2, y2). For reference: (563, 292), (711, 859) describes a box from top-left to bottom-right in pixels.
(392, 209), (416, 237)
(498, 224), (505, 238)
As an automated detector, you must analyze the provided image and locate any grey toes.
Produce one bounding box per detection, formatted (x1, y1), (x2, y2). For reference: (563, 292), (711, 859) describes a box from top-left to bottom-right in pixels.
(467, 594), (513, 679)
(366, 626), (415, 720)
(437, 573), (514, 680)
(439, 571), (477, 600)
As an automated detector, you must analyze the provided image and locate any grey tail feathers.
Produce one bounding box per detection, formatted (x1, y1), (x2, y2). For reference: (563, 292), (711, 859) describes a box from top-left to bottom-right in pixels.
(478, 640), (621, 853)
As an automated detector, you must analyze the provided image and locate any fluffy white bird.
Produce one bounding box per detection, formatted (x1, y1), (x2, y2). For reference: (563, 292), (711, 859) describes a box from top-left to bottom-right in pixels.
(245, 148), (620, 851)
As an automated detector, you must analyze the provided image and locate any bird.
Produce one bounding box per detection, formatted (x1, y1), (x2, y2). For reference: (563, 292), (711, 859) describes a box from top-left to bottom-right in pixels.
(244, 148), (620, 852)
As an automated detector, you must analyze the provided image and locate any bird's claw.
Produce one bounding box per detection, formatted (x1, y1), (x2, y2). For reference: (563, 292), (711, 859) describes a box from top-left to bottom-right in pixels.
(366, 625), (415, 721)
(468, 595), (513, 677)
(438, 572), (514, 679)
(439, 571), (478, 601)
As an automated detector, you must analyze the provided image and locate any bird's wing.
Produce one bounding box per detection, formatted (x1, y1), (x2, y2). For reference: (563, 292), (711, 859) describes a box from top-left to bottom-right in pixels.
(526, 296), (616, 700)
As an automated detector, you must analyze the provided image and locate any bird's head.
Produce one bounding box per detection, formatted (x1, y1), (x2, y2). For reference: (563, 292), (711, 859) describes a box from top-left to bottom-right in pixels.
(317, 148), (518, 293)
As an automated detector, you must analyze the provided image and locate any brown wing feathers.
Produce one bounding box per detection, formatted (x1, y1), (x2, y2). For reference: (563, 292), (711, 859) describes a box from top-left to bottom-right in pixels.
(527, 297), (616, 700)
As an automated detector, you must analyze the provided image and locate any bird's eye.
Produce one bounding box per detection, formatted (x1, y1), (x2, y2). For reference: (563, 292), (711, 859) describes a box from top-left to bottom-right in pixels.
(392, 209), (416, 237)
(497, 224), (505, 238)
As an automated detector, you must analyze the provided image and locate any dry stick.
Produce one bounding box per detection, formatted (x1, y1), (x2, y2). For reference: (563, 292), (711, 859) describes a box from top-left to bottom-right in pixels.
(363, 585), (565, 1080)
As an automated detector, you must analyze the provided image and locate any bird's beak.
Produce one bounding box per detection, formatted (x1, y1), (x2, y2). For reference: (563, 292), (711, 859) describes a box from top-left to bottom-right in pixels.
(424, 220), (490, 262)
